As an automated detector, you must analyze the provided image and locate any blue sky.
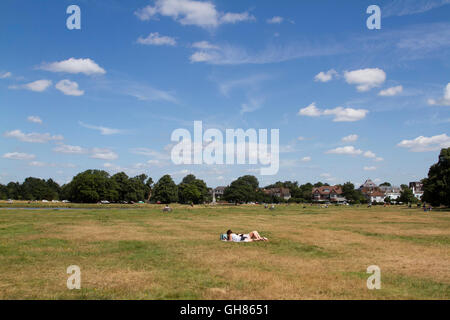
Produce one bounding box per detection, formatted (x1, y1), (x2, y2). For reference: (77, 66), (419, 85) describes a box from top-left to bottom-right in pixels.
(1, 0), (450, 188)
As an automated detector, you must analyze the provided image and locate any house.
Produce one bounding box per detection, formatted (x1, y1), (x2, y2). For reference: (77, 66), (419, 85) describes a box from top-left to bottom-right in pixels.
(312, 186), (346, 203)
(359, 179), (379, 192)
(409, 181), (424, 199)
(380, 186), (401, 201)
(263, 188), (291, 200)
(360, 179), (386, 203)
(365, 191), (386, 203)
(210, 186), (227, 201)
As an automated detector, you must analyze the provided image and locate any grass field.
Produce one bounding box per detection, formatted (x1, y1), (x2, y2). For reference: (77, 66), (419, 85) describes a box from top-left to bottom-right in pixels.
(0, 204), (449, 300)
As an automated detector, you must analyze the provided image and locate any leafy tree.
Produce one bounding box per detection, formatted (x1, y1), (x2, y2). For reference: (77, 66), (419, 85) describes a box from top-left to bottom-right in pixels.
(224, 175), (259, 203)
(400, 184), (409, 191)
(178, 174), (209, 204)
(153, 175), (178, 204)
(63, 170), (119, 203)
(341, 182), (355, 200)
(422, 147), (450, 206)
(380, 182), (391, 187)
(0, 184), (7, 200)
(178, 183), (202, 204)
(399, 188), (416, 204)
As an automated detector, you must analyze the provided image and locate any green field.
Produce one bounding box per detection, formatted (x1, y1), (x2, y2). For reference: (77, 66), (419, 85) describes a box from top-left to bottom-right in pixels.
(0, 204), (449, 299)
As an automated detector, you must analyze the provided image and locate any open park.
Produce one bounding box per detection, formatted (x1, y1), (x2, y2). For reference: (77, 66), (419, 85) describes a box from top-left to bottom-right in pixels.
(0, 203), (448, 300)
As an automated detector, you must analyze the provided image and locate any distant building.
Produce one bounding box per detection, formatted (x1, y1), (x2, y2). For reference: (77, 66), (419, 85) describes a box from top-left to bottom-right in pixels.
(360, 179), (386, 203)
(409, 181), (424, 199)
(210, 186), (227, 201)
(263, 187), (291, 200)
(380, 186), (401, 201)
(365, 191), (386, 203)
(312, 185), (346, 203)
(359, 179), (379, 192)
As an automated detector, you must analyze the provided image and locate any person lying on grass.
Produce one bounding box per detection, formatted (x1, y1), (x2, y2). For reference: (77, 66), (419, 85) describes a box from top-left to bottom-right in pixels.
(222, 229), (268, 242)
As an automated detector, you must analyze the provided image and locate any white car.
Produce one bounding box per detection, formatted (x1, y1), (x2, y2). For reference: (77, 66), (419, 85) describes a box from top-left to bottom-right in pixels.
(42, 200), (49, 203)
(62, 200), (70, 203)
(100, 200), (110, 204)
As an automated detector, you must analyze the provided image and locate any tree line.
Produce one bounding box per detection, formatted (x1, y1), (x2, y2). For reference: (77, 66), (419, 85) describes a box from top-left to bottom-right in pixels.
(1, 148), (449, 206)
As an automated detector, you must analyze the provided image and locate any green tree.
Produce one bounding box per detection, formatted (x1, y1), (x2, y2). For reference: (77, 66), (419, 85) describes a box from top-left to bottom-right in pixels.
(380, 182), (391, 187)
(153, 175), (178, 204)
(399, 188), (416, 204)
(178, 174), (209, 204)
(224, 175), (259, 203)
(422, 147), (450, 206)
(0, 184), (8, 200)
(341, 182), (355, 201)
(63, 170), (119, 203)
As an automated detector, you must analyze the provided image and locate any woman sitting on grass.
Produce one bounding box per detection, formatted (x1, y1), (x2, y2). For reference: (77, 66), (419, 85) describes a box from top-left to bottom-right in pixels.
(223, 229), (268, 242)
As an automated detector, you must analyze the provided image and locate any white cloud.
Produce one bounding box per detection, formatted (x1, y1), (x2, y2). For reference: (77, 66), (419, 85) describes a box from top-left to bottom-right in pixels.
(53, 143), (118, 160)
(189, 51), (215, 63)
(4, 130), (63, 143)
(90, 148), (118, 160)
(41, 58), (106, 75)
(301, 156), (311, 162)
(55, 80), (84, 96)
(12, 80), (52, 92)
(134, 0), (254, 28)
(379, 85), (403, 96)
(189, 41), (344, 65)
(314, 69), (337, 82)
(364, 166), (377, 171)
(0, 71), (11, 79)
(297, 136), (306, 141)
(428, 83), (450, 106)
(383, 0), (450, 17)
(3, 152), (35, 160)
(220, 12), (255, 24)
(298, 103), (368, 122)
(241, 97), (264, 114)
(298, 102), (322, 117)
(27, 116), (42, 124)
(323, 107), (368, 122)
(397, 133), (450, 152)
(192, 41), (219, 50)
(130, 147), (170, 160)
(28, 161), (75, 168)
(326, 146), (363, 155)
(124, 82), (177, 103)
(266, 16), (283, 24)
(79, 122), (123, 135)
(344, 68), (386, 92)
(342, 134), (358, 143)
(53, 144), (88, 154)
(28, 161), (47, 167)
(137, 32), (177, 46)
(375, 157), (384, 162)
(363, 150), (376, 158)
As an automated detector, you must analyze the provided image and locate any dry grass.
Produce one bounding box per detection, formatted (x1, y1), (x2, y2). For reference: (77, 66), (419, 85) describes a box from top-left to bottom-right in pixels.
(0, 204), (449, 299)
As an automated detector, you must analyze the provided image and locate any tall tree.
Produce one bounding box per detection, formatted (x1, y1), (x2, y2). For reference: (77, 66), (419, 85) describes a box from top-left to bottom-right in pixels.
(152, 175), (178, 204)
(63, 170), (118, 203)
(224, 175), (259, 203)
(422, 147), (450, 206)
